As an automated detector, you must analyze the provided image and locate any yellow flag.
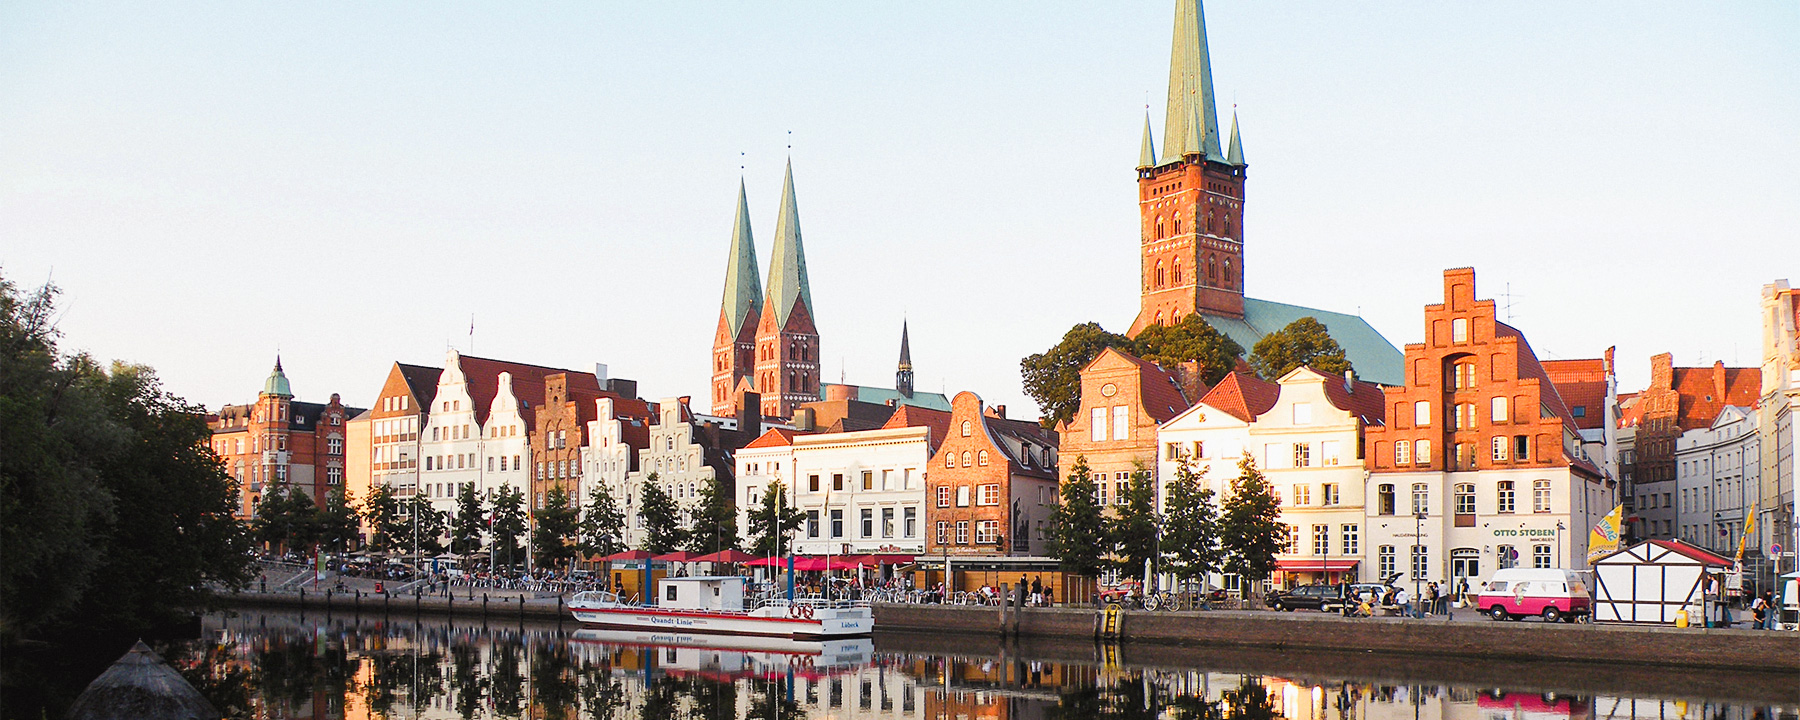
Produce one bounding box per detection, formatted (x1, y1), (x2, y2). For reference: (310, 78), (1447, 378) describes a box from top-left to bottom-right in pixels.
(1735, 501), (1758, 564)
(1586, 505), (1624, 564)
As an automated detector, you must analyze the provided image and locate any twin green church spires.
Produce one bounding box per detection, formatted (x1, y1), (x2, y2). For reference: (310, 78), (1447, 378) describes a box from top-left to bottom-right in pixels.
(1140, 0), (1244, 170)
(717, 159), (813, 340)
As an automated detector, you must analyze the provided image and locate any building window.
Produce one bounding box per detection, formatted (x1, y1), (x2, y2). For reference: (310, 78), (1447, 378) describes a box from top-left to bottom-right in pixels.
(1166, 442), (1183, 460)
(1292, 443), (1311, 468)
(1497, 544), (1516, 569)
(904, 507), (917, 537)
(1533, 480), (1552, 513)
(810, 474), (821, 492)
(1452, 318), (1469, 343)
(327, 467), (341, 485)
(1321, 440), (1341, 466)
(945, 452), (955, 469)
(1492, 436), (1508, 462)
(833, 473), (844, 491)
(935, 521), (947, 545)
(1533, 544), (1552, 569)
(935, 486), (951, 508)
(1514, 435), (1530, 460)
(1416, 439), (1433, 465)
(881, 508), (894, 538)
(1571, 406), (1586, 418)
(1090, 407), (1105, 442)
(960, 452), (971, 467)
(976, 520), (1000, 544)
(1377, 484), (1395, 515)
(1112, 406), (1129, 441)
(1378, 546), (1396, 577)
(1414, 401), (1431, 426)
(830, 509), (844, 538)
(1321, 483), (1340, 506)
(1342, 524), (1359, 555)
(1411, 545), (1429, 580)
(1411, 483), (1429, 514)
(1313, 524), (1330, 555)
(1284, 525), (1299, 554)
(863, 471), (874, 490)
(807, 511), (820, 538)
(955, 486), (970, 507)
(955, 520), (969, 545)
(1492, 396), (1508, 424)
(1394, 441), (1411, 466)
(979, 484), (1001, 506)
(1292, 484), (1311, 506)
(1454, 483), (1475, 515)
(1497, 480), (1516, 513)
(977, 450), (989, 466)
(961, 420), (972, 437)
(860, 509), (874, 538)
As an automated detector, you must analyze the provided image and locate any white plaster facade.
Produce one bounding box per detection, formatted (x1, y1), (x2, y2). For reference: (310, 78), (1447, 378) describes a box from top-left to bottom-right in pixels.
(1675, 405), (1760, 556)
(1759, 279), (1800, 580)
(416, 351), (531, 517)
(736, 426), (932, 557)
(1248, 369), (1374, 584)
(581, 396), (644, 510)
(619, 399), (717, 549)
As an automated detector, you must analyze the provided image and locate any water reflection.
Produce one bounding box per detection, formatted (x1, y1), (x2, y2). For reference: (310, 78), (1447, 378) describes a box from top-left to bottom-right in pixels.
(171, 611), (1795, 720)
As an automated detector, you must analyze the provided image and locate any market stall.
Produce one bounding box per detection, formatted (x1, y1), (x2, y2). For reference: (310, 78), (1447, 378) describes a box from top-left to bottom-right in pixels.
(1592, 539), (1733, 624)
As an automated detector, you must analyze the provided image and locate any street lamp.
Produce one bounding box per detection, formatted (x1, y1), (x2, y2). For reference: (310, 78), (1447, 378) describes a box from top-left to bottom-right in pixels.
(1555, 521), (1566, 568)
(1413, 510), (1427, 617)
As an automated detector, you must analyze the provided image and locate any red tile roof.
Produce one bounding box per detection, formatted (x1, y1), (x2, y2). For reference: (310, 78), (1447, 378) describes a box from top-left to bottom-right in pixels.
(1109, 350), (1194, 422)
(1669, 364), (1761, 431)
(1495, 323), (1579, 433)
(457, 354), (607, 427)
(743, 427), (810, 449)
(1541, 358), (1610, 431)
(1648, 539), (1734, 567)
(880, 404), (954, 453)
(1317, 369), (1387, 426)
(398, 364), (443, 406)
(1200, 372), (1279, 422)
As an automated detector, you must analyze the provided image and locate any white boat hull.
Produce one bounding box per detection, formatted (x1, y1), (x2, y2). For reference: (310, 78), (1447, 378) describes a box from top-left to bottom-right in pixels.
(568, 604), (872, 638)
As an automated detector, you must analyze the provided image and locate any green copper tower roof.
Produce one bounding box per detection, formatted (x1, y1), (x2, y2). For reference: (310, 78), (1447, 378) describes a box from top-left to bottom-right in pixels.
(262, 357), (292, 397)
(764, 159), (813, 329)
(1160, 0), (1224, 164)
(1138, 112), (1157, 169)
(1226, 110), (1245, 166)
(719, 179), (763, 337)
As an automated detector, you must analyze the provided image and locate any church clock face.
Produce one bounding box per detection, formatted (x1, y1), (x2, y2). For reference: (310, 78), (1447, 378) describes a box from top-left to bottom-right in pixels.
(1101, 383), (1118, 398)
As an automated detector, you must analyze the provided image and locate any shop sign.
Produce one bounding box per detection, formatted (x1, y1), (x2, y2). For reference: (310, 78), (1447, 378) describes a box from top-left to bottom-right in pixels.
(1492, 528), (1557, 538)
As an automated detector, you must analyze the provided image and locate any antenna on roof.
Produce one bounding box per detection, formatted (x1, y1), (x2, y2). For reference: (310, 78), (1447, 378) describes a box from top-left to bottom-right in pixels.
(469, 314), (475, 354)
(1499, 282), (1523, 323)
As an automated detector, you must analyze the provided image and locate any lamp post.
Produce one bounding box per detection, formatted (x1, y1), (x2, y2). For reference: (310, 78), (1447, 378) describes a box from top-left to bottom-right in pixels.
(1555, 521), (1566, 568)
(1413, 510), (1427, 617)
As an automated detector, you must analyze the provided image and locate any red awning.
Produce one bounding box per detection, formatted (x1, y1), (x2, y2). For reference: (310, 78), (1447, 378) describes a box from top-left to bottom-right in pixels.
(653, 551), (697, 562)
(1275, 559), (1361, 572)
(602, 550), (655, 561)
(691, 549), (758, 564)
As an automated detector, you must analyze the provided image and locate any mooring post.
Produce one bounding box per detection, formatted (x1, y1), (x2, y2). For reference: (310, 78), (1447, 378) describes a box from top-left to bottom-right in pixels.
(518, 594), (525, 621)
(999, 583), (1010, 634)
(1012, 583), (1024, 634)
(483, 593), (489, 619)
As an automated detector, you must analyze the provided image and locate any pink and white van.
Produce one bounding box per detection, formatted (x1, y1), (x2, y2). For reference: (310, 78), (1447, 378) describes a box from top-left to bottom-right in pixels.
(1477, 569), (1591, 622)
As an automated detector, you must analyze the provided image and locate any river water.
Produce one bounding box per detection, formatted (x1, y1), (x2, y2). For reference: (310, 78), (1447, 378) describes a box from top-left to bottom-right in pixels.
(148, 610), (1798, 719)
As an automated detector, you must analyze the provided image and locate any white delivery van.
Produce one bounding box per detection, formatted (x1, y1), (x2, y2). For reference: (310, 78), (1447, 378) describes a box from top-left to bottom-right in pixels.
(1476, 568), (1591, 622)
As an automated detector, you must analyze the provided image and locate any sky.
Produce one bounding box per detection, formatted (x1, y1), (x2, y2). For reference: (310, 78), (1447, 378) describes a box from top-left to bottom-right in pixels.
(3, 2), (1797, 417)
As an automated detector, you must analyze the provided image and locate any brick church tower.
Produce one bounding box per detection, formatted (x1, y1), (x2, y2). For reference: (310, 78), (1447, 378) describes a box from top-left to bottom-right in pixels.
(1128, 0), (1249, 336)
(751, 160), (820, 419)
(711, 180), (762, 415)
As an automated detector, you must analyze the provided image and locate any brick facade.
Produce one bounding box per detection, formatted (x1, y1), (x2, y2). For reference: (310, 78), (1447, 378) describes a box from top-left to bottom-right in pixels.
(925, 392), (1059, 557)
(1057, 347), (1197, 512)
(209, 360), (360, 518)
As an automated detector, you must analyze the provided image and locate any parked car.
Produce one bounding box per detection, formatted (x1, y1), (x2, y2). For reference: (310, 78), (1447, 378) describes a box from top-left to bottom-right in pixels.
(1268, 583), (1348, 612)
(1097, 580), (1143, 605)
(1476, 568), (1591, 622)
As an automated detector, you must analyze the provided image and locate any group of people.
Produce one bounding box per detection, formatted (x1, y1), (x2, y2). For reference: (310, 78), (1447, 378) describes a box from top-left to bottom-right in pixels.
(1345, 581), (1459, 618)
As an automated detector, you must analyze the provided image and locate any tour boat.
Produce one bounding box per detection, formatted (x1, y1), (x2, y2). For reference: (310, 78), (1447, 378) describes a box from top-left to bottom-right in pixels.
(567, 576), (873, 639)
(568, 628), (875, 671)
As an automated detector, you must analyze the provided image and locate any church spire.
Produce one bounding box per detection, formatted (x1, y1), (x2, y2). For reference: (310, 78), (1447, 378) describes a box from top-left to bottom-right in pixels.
(1226, 109), (1245, 166)
(1138, 112), (1157, 169)
(765, 159), (813, 329)
(1160, 0), (1223, 164)
(719, 179), (762, 337)
(896, 320), (914, 398)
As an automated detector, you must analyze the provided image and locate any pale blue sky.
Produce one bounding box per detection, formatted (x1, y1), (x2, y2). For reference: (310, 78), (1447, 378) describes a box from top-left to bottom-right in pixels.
(4, 2), (1796, 416)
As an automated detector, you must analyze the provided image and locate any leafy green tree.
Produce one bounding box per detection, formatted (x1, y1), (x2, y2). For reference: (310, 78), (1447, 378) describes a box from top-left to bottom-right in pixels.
(1162, 456), (1223, 591)
(1, 276), (254, 640)
(744, 480), (804, 558)
(362, 483), (404, 552)
(405, 495), (448, 556)
(489, 484), (528, 569)
(450, 483), (485, 557)
(532, 486), (580, 569)
(1045, 455), (1108, 578)
(578, 484), (627, 559)
(1132, 313), (1244, 385)
(1219, 453), (1285, 601)
(637, 475), (687, 553)
(1020, 322), (1135, 427)
(252, 487), (299, 554)
(1108, 464), (1160, 579)
(318, 487), (361, 555)
(1248, 316), (1351, 381)
(685, 475), (740, 554)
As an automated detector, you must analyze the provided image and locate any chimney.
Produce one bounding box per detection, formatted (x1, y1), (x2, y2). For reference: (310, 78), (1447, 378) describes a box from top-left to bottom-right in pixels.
(825, 384), (855, 402)
(1344, 369), (1355, 394)
(594, 362), (609, 385)
(1712, 361), (1726, 403)
(993, 404), (1006, 419)
(1173, 360), (1207, 403)
(736, 390), (761, 437)
(794, 407), (816, 431)
(1650, 352), (1673, 390)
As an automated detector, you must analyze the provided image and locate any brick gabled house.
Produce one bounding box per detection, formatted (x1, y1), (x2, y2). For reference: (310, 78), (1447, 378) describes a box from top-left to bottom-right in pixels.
(1057, 347), (1198, 512)
(926, 392), (1059, 558)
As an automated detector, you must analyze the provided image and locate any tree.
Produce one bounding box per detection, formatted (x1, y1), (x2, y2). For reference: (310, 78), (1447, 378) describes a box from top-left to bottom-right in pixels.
(744, 481), (804, 558)
(685, 475), (740, 554)
(1, 276), (253, 640)
(637, 475), (687, 553)
(406, 495), (448, 556)
(450, 483), (486, 557)
(1248, 316), (1351, 381)
(1020, 322), (1134, 427)
(1161, 456), (1222, 591)
(532, 486), (580, 569)
(1045, 456), (1108, 577)
(577, 484), (627, 559)
(1108, 464), (1160, 580)
(489, 484), (528, 569)
(362, 483), (405, 553)
(1219, 453), (1285, 600)
(1132, 313), (1244, 386)
(318, 488), (361, 555)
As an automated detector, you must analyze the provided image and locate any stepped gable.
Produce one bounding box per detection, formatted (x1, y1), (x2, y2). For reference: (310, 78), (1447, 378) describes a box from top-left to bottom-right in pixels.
(457, 354), (608, 427)
(1200, 371), (1279, 422)
(1494, 323), (1580, 434)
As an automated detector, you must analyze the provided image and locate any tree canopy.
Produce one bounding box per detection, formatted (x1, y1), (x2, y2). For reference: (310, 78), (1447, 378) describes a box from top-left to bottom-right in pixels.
(531, 486), (579, 569)
(1132, 313), (1244, 385)
(1107, 464), (1159, 578)
(637, 475), (687, 554)
(1021, 317), (1243, 427)
(1044, 456), (1108, 577)
(1161, 456), (1223, 587)
(1, 277), (253, 640)
(1220, 453), (1285, 596)
(745, 481), (804, 558)
(489, 484), (528, 568)
(1249, 316), (1351, 380)
(685, 475), (740, 554)
(577, 484), (627, 559)
(450, 483), (485, 556)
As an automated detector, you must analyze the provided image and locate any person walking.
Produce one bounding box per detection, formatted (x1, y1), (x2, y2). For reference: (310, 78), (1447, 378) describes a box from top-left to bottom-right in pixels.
(1751, 592), (1770, 630)
(1422, 582), (1438, 616)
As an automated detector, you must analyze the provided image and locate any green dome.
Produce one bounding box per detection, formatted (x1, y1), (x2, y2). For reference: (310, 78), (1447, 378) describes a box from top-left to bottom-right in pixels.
(262, 358), (292, 397)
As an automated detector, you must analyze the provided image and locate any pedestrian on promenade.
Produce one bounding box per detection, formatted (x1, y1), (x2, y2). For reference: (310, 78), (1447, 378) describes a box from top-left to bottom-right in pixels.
(1395, 587), (1412, 618)
(1422, 583), (1438, 616)
(1752, 592), (1770, 630)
